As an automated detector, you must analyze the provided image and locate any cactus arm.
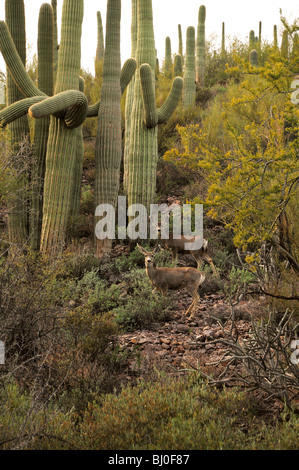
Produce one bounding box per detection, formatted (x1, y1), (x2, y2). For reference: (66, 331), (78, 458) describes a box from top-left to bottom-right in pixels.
(0, 21), (45, 98)
(29, 90), (88, 129)
(157, 76), (183, 124)
(87, 58), (137, 118)
(139, 63), (158, 128)
(87, 100), (100, 118)
(120, 58), (137, 94)
(0, 96), (47, 127)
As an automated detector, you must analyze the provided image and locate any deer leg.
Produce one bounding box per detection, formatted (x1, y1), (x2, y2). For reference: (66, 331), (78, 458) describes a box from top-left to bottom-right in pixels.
(204, 255), (219, 278)
(191, 252), (204, 270)
(171, 248), (178, 266)
(188, 291), (199, 319)
(152, 287), (158, 298)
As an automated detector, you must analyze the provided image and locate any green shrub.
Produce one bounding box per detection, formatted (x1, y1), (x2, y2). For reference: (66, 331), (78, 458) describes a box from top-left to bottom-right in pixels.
(113, 269), (174, 331)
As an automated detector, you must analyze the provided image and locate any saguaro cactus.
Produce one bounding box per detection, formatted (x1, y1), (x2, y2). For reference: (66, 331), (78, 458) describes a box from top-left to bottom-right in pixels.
(249, 30), (255, 49)
(95, 11), (104, 79)
(94, 0), (123, 256)
(0, 0), (87, 254)
(30, 3), (54, 250)
(281, 30), (289, 59)
(249, 49), (258, 67)
(222, 22), (226, 56)
(259, 21), (262, 45)
(164, 36), (173, 79)
(183, 26), (196, 108)
(274, 25), (278, 49)
(196, 5), (206, 86)
(126, 0), (183, 211)
(5, 0), (29, 246)
(178, 24), (183, 62)
(174, 54), (183, 77)
(123, 0), (138, 194)
(51, 0), (58, 79)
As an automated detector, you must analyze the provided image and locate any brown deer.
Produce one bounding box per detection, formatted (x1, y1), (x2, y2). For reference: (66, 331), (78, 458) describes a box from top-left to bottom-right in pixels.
(155, 224), (219, 277)
(137, 244), (205, 318)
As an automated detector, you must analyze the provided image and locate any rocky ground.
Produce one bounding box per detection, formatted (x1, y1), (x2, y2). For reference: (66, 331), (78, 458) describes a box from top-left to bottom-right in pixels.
(116, 288), (266, 384)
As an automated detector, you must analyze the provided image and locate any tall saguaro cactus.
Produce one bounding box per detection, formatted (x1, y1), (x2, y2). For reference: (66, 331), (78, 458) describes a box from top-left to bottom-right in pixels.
(5, 0), (29, 246)
(0, 0), (87, 254)
(94, 0), (122, 257)
(183, 26), (196, 108)
(126, 0), (183, 211)
(39, 0), (85, 254)
(196, 5), (206, 86)
(30, 3), (54, 250)
(124, 0), (138, 194)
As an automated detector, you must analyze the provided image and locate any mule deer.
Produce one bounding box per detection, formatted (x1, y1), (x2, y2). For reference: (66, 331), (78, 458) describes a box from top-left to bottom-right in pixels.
(155, 224), (219, 277)
(137, 244), (205, 318)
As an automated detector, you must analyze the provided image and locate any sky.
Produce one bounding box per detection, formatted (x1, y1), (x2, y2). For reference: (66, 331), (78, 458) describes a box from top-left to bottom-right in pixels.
(0, 0), (298, 75)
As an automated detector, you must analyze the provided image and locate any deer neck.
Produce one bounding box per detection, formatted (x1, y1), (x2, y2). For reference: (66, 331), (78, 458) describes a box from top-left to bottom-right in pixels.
(146, 262), (156, 282)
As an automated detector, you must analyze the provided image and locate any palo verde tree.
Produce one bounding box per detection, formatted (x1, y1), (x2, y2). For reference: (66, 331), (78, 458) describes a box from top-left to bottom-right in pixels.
(164, 33), (299, 294)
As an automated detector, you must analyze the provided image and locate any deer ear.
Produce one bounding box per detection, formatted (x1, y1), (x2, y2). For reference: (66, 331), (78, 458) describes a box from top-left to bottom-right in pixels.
(152, 245), (160, 255)
(137, 244), (147, 255)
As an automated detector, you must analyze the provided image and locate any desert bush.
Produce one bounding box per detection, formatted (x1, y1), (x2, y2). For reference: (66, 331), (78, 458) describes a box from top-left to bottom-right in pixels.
(113, 269), (174, 331)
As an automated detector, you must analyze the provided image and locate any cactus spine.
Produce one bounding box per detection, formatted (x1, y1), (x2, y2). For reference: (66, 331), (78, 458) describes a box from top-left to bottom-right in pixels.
(126, 0), (183, 210)
(196, 5), (206, 86)
(183, 26), (196, 107)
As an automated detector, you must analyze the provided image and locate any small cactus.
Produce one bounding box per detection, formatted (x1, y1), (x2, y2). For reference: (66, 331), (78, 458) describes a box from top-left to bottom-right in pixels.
(281, 30), (289, 59)
(174, 54), (183, 77)
(249, 49), (258, 67)
(164, 36), (173, 79)
(183, 26), (196, 107)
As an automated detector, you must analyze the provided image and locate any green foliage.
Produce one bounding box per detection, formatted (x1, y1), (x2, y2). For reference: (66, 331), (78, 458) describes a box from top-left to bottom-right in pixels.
(1, 375), (299, 450)
(113, 268), (174, 331)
